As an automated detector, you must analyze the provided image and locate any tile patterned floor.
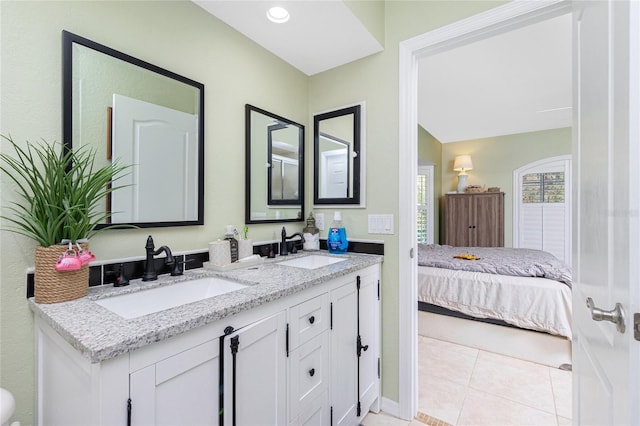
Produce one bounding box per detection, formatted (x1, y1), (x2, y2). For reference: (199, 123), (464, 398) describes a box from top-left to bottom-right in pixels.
(363, 336), (572, 426)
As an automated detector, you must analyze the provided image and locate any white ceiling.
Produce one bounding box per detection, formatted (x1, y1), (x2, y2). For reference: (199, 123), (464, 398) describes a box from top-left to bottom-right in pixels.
(193, 0), (383, 76)
(194, 2), (572, 143)
(418, 13), (572, 143)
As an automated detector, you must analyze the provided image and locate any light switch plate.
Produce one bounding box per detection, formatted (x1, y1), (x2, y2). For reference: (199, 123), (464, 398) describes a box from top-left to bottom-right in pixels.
(315, 213), (325, 231)
(368, 214), (394, 234)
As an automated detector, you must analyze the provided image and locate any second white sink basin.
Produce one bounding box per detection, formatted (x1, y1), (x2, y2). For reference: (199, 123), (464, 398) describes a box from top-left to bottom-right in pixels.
(95, 277), (247, 319)
(278, 255), (347, 270)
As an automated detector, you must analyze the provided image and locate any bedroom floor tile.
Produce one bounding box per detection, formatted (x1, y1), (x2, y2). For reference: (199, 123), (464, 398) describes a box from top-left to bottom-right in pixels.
(456, 388), (558, 426)
(469, 351), (556, 414)
(418, 335), (478, 387)
(419, 337), (572, 425)
(418, 372), (466, 425)
(550, 367), (572, 419)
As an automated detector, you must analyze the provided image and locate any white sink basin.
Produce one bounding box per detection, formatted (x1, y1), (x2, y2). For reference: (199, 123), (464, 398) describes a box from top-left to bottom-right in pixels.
(95, 277), (247, 319)
(278, 255), (347, 270)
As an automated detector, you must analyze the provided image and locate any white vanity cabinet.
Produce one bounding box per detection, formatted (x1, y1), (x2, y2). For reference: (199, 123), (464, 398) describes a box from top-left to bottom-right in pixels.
(287, 293), (331, 425)
(223, 310), (287, 426)
(129, 334), (221, 425)
(35, 262), (381, 426)
(330, 266), (381, 426)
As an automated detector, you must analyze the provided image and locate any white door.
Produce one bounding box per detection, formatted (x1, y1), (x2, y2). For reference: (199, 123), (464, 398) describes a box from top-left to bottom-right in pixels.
(111, 94), (199, 223)
(357, 267), (381, 419)
(572, 1), (640, 424)
(223, 311), (287, 426)
(330, 281), (358, 426)
(129, 339), (220, 425)
(321, 149), (348, 198)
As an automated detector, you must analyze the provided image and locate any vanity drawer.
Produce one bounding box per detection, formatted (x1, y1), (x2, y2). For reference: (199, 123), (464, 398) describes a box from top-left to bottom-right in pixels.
(288, 293), (329, 349)
(288, 332), (330, 422)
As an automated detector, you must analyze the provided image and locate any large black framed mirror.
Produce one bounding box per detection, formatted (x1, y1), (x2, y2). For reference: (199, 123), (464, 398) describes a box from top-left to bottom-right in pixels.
(62, 30), (205, 228)
(313, 103), (364, 206)
(245, 104), (304, 224)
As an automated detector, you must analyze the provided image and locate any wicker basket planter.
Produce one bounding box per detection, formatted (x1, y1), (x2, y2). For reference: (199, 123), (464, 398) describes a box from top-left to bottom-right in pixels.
(34, 244), (89, 304)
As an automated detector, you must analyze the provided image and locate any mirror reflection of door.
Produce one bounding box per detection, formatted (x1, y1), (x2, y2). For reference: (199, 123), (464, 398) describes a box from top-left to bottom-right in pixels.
(111, 94), (198, 223)
(64, 31), (205, 228)
(318, 134), (349, 198)
(313, 104), (362, 206)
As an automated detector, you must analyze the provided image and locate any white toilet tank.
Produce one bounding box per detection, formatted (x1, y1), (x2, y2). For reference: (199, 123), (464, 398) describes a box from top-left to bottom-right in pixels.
(0, 388), (20, 426)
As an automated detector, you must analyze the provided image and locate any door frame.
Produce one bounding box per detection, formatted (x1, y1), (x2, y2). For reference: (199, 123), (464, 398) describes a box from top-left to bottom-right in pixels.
(397, 0), (573, 419)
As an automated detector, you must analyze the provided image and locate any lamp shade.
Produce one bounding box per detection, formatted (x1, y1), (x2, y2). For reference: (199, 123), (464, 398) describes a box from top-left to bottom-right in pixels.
(453, 155), (473, 172)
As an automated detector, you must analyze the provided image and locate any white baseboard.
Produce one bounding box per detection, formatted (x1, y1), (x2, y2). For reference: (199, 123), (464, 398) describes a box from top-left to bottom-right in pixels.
(418, 311), (572, 368)
(379, 397), (402, 419)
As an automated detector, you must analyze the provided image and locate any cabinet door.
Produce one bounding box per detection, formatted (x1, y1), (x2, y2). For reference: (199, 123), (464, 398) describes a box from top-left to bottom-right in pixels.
(473, 193), (504, 247)
(290, 391), (330, 426)
(330, 281), (358, 426)
(445, 195), (473, 246)
(129, 339), (220, 425)
(224, 310), (287, 426)
(357, 269), (381, 418)
(289, 332), (330, 422)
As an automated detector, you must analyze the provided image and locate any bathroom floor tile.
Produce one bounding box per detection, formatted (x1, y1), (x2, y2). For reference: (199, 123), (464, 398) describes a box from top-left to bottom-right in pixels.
(362, 411), (411, 426)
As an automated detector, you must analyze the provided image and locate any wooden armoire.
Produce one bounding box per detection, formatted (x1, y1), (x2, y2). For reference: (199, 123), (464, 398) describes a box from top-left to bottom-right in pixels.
(444, 192), (504, 247)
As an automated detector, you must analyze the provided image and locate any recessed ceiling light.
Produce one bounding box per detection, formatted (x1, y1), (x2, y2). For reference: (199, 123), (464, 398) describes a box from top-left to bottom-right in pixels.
(266, 6), (289, 24)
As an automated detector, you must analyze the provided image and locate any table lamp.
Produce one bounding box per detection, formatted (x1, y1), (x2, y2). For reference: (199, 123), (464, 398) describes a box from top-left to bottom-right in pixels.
(453, 155), (473, 193)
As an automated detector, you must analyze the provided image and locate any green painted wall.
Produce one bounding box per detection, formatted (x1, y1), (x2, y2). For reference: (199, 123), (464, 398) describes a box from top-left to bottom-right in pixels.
(344, 0), (386, 46)
(440, 127), (572, 246)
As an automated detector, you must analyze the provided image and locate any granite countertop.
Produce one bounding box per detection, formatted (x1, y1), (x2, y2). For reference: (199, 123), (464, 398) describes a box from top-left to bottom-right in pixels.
(29, 251), (382, 363)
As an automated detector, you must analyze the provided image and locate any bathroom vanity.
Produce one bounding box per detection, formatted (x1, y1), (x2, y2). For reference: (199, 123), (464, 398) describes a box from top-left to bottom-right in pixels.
(31, 252), (382, 425)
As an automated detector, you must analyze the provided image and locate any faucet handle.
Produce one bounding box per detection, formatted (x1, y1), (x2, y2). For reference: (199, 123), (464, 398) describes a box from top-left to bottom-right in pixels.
(170, 258), (194, 276)
(106, 263), (130, 287)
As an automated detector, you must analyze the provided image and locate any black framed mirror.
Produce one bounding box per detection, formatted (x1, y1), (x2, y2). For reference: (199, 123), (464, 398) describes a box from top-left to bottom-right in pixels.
(313, 104), (364, 206)
(62, 30), (205, 228)
(245, 104), (304, 224)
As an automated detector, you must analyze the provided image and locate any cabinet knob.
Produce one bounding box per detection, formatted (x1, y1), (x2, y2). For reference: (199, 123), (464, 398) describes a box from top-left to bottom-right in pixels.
(308, 316), (315, 324)
(309, 368), (315, 377)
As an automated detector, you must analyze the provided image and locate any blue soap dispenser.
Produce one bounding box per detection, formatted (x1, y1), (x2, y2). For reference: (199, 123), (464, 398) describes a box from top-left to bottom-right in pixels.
(327, 211), (348, 254)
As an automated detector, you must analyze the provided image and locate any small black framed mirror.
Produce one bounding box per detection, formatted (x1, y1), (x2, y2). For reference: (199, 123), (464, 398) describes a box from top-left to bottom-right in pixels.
(245, 104), (304, 224)
(313, 103), (364, 206)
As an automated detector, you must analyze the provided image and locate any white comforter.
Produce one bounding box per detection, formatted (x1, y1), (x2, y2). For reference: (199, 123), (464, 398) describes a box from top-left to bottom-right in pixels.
(418, 266), (572, 338)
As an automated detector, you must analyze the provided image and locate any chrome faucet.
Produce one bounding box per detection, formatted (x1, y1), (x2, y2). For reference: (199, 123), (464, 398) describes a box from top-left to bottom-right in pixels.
(280, 227), (305, 256)
(143, 235), (175, 281)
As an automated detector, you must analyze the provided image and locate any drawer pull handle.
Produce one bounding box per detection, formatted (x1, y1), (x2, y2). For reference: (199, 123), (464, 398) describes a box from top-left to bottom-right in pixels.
(309, 368), (315, 377)
(308, 316), (315, 324)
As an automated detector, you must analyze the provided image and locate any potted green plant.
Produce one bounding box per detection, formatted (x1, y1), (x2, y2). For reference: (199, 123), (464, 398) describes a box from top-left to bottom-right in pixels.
(0, 134), (129, 303)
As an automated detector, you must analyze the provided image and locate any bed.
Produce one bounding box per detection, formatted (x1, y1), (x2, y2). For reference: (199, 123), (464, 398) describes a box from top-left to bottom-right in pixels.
(417, 244), (572, 339)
